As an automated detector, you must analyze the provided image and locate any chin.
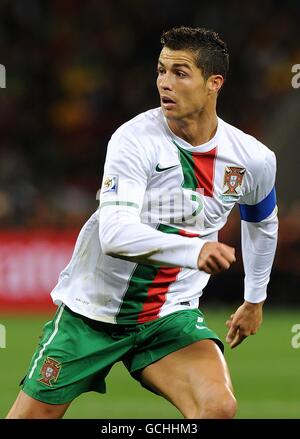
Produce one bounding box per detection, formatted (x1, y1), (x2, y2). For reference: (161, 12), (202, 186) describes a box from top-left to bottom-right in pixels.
(162, 108), (179, 120)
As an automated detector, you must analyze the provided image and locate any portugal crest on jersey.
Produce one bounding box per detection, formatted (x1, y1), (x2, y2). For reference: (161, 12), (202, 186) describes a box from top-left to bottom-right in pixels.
(38, 357), (61, 386)
(222, 166), (245, 196)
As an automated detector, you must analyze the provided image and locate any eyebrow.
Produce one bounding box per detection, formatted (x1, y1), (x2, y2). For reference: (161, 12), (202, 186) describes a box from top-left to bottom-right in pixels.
(158, 60), (192, 70)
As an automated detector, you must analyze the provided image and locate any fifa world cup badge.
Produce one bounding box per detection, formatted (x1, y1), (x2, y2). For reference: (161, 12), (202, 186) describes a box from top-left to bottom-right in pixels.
(101, 175), (118, 194)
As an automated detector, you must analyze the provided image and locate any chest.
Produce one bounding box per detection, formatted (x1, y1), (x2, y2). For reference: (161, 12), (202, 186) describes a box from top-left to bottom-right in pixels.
(150, 142), (249, 206)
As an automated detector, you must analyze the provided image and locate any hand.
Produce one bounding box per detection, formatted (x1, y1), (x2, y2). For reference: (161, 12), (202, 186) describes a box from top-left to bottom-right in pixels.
(197, 242), (236, 274)
(225, 301), (264, 349)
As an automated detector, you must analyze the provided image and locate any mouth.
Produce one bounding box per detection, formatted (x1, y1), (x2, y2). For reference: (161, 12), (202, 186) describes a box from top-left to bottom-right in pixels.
(161, 96), (176, 110)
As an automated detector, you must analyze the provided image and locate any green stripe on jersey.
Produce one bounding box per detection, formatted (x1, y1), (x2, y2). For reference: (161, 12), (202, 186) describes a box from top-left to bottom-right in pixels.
(173, 140), (197, 190)
(157, 223), (181, 234)
(116, 263), (160, 324)
(116, 224), (183, 324)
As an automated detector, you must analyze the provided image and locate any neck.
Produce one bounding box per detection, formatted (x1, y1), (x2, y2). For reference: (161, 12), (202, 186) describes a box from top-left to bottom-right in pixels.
(167, 111), (218, 147)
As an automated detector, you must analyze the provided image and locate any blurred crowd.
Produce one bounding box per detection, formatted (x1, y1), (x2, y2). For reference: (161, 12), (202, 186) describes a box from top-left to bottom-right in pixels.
(0, 0), (299, 277)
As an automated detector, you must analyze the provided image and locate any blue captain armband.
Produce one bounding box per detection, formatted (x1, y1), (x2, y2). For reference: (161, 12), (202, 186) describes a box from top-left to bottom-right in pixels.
(239, 187), (276, 222)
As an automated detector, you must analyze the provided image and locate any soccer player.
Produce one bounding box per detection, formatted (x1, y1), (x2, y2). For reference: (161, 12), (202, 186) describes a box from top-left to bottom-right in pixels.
(7, 26), (278, 419)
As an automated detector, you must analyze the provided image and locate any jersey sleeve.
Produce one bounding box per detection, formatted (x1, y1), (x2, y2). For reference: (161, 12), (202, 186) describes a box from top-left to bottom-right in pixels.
(238, 144), (276, 221)
(238, 144), (278, 303)
(98, 129), (207, 269)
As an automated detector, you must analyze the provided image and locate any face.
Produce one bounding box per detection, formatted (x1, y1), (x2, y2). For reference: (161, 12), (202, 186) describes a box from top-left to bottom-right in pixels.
(157, 47), (219, 120)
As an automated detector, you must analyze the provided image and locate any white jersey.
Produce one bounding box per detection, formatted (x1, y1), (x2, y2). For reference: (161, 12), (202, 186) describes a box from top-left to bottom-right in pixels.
(51, 108), (278, 324)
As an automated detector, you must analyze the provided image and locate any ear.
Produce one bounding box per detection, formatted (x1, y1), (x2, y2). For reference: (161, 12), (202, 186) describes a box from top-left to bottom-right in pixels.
(207, 75), (224, 94)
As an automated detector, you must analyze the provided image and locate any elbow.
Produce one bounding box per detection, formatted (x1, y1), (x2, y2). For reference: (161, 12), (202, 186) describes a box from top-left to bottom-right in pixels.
(100, 238), (114, 256)
(99, 231), (120, 256)
(99, 221), (126, 256)
(264, 213), (279, 238)
(99, 214), (142, 257)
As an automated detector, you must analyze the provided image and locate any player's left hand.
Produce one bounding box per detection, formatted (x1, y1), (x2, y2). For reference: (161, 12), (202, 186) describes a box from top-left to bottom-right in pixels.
(225, 300), (264, 349)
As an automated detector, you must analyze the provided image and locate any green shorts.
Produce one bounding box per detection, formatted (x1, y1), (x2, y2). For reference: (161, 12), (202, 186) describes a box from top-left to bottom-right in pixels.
(22, 304), (223, 404)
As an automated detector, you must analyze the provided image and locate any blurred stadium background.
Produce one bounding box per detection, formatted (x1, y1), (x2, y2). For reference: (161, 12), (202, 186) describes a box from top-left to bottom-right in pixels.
(0, 0), (300, 418)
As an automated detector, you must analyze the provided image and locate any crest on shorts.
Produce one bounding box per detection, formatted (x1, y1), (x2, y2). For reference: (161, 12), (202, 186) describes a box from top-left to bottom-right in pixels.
(38, 357), (61, 387)
(222, 166), (245, 196)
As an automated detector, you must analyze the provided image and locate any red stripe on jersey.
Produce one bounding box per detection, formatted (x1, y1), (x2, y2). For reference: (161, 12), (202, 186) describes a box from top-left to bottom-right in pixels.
(137, 266), (181, 323)
(178, 229), (201, 238)
(192, 147), (217, 197)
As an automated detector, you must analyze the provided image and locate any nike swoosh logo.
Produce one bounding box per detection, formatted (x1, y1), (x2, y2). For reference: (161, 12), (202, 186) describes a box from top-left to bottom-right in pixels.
(155, 164), (180, 172)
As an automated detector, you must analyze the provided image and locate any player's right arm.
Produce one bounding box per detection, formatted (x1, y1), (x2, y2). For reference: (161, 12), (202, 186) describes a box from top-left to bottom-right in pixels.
(99, 129), (234, 274)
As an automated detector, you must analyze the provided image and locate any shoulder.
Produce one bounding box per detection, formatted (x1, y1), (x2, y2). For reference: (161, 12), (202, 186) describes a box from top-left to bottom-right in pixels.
(220, 118), (276, 173)
(105, 108), (163, 169)
(107, 108), (164, 165)
(111, 107), (163, 143)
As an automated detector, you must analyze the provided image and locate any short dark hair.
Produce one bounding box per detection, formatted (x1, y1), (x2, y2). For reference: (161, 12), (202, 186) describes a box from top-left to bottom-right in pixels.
(161, 26), (229, 81)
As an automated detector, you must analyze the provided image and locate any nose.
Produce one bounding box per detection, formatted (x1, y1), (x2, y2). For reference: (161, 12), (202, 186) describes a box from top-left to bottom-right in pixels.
(158, 72), (172, 91)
